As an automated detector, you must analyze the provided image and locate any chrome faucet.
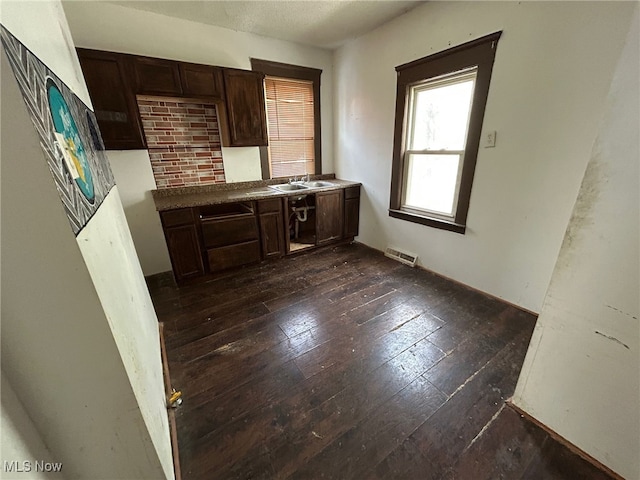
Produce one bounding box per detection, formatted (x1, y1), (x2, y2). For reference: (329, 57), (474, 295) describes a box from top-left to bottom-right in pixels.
(289, 175), (308, 184)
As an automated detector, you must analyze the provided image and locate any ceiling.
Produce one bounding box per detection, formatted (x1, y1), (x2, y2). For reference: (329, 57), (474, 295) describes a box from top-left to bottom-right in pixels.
(106, 1), (425, 49)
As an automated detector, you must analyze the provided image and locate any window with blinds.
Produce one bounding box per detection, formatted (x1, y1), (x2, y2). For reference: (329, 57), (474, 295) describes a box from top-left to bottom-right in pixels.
(264, 76), (315, 178)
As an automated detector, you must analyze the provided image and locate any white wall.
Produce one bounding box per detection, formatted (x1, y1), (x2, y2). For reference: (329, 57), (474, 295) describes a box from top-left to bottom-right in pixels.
(222, 146), (264, 183)
(513, 7), (639, 479)
(1, 374), (65, 480)
(108, 150), (172, 274)
(62, 0), (334, 275)
(76, 189), (174, 477)
(334, 1), (634, 313)
(1, 1), (173, 478)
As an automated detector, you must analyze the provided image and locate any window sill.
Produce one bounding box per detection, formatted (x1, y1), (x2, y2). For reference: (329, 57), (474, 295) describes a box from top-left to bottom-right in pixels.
(388, 209), (466, 234)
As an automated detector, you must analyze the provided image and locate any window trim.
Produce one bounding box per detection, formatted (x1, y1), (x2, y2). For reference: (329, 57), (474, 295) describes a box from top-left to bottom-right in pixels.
(251, 59), (322, 180)
(389, 31), (502, 234)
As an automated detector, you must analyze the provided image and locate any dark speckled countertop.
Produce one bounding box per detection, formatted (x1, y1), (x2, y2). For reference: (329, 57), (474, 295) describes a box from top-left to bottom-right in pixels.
(151, 175), (361, 211)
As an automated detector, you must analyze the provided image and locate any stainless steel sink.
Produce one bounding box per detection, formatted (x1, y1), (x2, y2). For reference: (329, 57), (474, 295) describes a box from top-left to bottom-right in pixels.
(268, 183), (310, 192)
(302, 181), (336, 188)
(268, 180), (337, 193)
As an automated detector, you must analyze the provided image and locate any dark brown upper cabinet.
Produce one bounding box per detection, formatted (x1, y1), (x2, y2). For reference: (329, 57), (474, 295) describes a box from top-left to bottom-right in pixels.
(180, 63), (224, 98)
(133, 56), (183, 96)
(76, 49), (146, 150)
(77, 48), (269, 149)
(223, 69), (268, 147)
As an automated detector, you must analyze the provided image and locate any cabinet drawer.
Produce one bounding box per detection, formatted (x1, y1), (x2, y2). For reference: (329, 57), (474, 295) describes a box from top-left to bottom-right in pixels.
(161, 208), (195, 227)
(344, 186), (360, 200)
(207, 240), (261, 272)
(257, 198), (282, 214)
(201, 215), (258, 248)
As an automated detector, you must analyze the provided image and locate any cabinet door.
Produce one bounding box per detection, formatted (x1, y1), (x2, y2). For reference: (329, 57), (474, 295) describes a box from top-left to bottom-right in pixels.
(76, 49), (146, 150)
(223, 69), (268, 146)
(164, 224), (204, 282)
(180, 63), (223, 98)
(258, 199), (285, 259)
(316, 190), (344, 245)
(134, 57), (182, 96)
(344, 186), (360, 238)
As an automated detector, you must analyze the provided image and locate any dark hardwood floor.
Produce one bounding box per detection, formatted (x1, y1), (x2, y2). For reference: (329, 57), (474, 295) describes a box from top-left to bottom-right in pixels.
(149, 242), (613, 480)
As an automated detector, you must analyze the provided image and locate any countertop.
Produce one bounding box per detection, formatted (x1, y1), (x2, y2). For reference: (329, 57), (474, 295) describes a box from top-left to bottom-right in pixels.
(151, 175), (361, 211)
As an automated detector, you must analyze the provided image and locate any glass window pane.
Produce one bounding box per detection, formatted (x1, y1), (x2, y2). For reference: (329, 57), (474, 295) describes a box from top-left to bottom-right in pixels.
(403, 153), (461, 216)
(409, 75), (475, 151)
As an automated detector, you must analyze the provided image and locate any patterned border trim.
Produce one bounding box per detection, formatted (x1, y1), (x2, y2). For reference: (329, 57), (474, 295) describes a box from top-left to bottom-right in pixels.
(1, 25), (115, 236)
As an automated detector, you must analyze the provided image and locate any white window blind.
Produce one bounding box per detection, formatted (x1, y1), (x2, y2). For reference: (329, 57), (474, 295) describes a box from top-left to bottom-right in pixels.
(264, 76), (315, 178)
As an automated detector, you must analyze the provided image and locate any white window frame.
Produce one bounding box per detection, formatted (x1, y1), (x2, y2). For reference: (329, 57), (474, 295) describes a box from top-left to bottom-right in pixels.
(401, 68), (477, 220)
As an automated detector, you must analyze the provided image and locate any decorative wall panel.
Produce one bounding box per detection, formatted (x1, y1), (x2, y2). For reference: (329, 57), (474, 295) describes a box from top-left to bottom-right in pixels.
(1, 26), (115, 235)
(138, 97), (225, 188)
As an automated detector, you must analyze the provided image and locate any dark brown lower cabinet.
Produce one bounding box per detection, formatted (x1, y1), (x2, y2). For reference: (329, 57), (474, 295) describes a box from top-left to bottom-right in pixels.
(164, 224), (204, 282)
(344, 186), (361, 238)
(316, 190), (344, 245)
(258, 199), (285, 259)
(159, 187), (359, 283)
(160, 208), (205, 283)
(199, 203), (261, 273)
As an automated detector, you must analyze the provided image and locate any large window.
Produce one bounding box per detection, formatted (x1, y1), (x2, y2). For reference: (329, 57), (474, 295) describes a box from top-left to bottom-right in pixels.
(251, 59), (321, 179)
(389, 32), (501, 233)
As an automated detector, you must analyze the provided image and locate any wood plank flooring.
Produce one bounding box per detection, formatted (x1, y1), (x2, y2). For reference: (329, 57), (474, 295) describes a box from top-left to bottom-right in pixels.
(149, 242), (612, 479)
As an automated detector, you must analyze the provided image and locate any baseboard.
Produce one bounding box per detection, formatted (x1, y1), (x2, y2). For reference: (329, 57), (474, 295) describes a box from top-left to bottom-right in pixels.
(352, 240), (539, 318)
(506, 401), (623, 480)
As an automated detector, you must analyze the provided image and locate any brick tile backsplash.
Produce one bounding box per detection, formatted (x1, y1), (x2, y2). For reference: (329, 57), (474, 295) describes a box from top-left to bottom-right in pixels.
(138, 97), (226, 188)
